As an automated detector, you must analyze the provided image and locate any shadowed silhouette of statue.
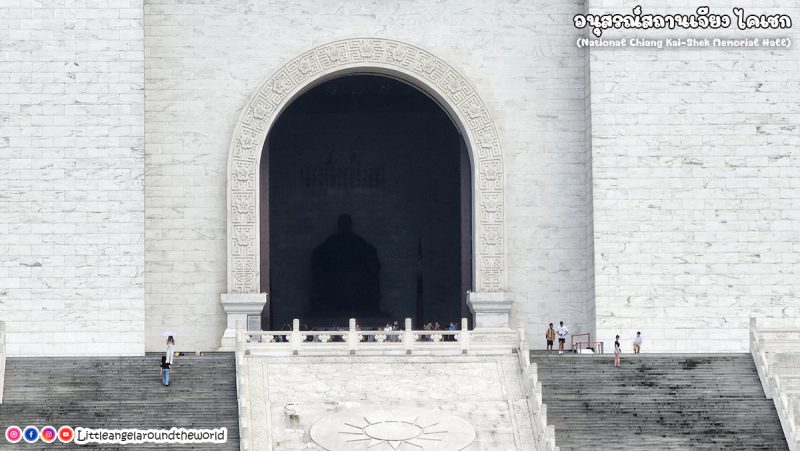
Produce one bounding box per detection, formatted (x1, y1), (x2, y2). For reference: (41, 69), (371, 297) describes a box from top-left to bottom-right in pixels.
(310, 214), (382, 316)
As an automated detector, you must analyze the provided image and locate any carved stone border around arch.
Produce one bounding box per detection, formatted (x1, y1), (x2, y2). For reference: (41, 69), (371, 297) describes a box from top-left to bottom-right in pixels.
(227, 38), (504, 295)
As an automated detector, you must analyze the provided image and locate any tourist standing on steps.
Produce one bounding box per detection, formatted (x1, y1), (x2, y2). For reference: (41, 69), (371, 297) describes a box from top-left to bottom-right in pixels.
(556, 321), (568, 355)
(614, 335), (621, 368)
(160, 355), (171, 386)
(165, 336), (175, 364)
(545, 323), (556, 351)
(633, 331), (642, 354)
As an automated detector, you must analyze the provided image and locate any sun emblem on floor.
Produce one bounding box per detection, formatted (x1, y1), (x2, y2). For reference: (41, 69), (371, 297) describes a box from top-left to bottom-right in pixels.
(339, 416), (445, 449)
(310, 407), (476, 451)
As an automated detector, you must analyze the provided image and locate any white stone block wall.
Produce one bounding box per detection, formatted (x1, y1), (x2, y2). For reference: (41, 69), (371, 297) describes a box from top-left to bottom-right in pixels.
(4, 0), (797, 356)
(0, 1), (145, 355)
(588, 1), (800, 352)
(144, 0), (591, 351)
(503, 0), (593, 345)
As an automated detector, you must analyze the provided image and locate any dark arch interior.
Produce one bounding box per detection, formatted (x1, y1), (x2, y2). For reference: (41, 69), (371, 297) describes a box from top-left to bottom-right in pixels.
(261, 74), (472, 329)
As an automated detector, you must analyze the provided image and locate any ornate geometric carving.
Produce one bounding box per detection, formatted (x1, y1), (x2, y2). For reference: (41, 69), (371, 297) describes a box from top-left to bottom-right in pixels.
(480, 256), (503, 291)
(233, 225), (256, 256)
(481, 224), (503, 257)
(386, 45), (406, 64)
(480, 159), (502, 192)
(232, 258), (256, 293)
(252, 99), (272, 120)
(310, 407), (476, 451)
(227, 38), (505, 293)
(358, 40), (375, 59)
(232, 193), (256, 230)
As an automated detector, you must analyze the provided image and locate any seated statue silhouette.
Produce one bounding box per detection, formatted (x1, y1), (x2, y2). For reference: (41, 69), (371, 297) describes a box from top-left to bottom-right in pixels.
(310, 214), (382, 317)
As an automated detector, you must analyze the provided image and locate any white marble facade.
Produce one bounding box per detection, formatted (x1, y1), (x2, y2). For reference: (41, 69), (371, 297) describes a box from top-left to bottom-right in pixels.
(587, 0), (800, 352)
(141, 0), (591, 354)
(0, 0), (798, 355)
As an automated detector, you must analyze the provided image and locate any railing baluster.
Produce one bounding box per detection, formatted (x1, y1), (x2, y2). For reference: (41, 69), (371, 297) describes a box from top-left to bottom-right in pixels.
(348, 318), (357, 354)
(460, 317), (470, 354)
(404, 318), (413, 354)
(291, 319), (300, 355)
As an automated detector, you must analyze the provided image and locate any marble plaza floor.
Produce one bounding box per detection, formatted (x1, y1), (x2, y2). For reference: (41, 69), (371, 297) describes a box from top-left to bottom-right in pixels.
(241, 354), (536, 450)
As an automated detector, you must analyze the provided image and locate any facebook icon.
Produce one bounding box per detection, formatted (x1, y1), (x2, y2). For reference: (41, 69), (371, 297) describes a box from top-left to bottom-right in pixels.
(23, 426), (39, 443)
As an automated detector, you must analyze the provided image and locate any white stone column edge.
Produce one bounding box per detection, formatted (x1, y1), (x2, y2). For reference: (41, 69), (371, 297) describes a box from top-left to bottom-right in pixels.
(220, 293), (267, 351)
(467, 291), (513, 329)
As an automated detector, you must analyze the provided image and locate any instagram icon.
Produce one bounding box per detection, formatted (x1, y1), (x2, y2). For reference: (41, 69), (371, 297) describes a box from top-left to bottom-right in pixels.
(41, 426), (58, 443)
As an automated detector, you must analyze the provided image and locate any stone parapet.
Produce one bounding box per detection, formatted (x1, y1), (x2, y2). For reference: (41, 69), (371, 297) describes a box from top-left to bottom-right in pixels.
(219, 293), (267, 351)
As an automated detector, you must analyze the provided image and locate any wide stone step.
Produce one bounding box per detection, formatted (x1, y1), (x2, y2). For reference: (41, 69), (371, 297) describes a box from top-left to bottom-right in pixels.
(0, 353), (239, 450)
(531, 353), (788, 451)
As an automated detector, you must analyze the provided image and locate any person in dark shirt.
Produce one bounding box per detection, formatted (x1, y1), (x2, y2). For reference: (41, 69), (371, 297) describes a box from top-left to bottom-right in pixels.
(160, 355), (171, 386)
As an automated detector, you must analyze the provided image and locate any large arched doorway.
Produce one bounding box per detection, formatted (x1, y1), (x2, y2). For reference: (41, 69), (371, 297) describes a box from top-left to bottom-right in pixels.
(223, 39), (507, 349)
(261, 75), (472, 328)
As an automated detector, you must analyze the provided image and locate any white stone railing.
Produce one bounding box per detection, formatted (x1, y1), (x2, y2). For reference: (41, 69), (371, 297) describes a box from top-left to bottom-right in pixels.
(518, 330), (559, 451)
(0, 321), (5, 404)
(751, 317), (800, 451)
(237, 317), (518, 357)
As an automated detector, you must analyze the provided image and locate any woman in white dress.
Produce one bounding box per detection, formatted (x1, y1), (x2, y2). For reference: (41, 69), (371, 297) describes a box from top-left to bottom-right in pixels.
(166, 336), (175, 364)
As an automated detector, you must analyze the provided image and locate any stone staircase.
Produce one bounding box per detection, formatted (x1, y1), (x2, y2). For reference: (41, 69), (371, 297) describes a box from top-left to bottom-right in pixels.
(0, 353), (239, 450)
(531, 353), (788, 451)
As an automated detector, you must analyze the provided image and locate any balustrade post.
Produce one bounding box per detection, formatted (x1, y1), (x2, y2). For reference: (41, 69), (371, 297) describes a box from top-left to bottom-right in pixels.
(236, 319), (244, 345)
(235, 319), (244, 361)
(536, 382), (543, 405)
(348, 318), (357, 354)
(518, 328), (530, 366)
(460, 317), (470, 354)
(404, 318), (413, 354)
(546, 424), (556, 450)
(291, 319), (300, 355)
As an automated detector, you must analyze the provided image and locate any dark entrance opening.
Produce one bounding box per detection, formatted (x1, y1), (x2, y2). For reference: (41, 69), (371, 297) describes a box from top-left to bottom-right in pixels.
(261, 74), (471, 329)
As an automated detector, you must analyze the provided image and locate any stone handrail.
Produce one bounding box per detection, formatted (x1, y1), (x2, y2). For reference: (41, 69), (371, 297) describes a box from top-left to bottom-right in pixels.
(0, 321), (5, 404)
(518, 330), (560, 451)
(237, 317), (518, 356)
(750, 317), (799, 451)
